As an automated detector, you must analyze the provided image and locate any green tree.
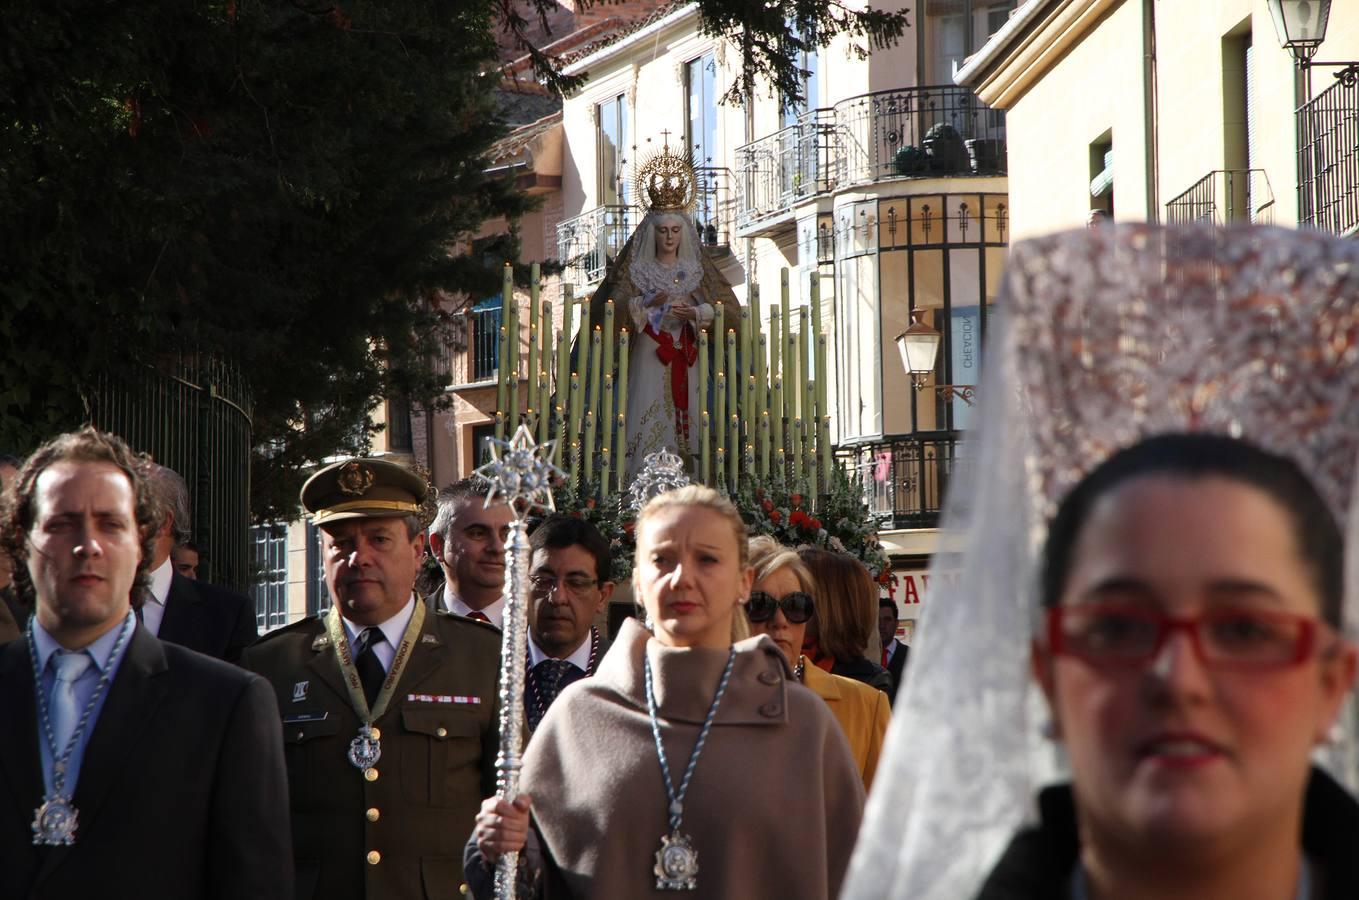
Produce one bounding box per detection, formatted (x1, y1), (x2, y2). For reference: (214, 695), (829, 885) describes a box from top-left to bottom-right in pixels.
(0, 0), (909, 521)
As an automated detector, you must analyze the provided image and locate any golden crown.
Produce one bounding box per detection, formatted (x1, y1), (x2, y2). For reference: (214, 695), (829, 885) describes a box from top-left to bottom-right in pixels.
(634, 140), (698, 213)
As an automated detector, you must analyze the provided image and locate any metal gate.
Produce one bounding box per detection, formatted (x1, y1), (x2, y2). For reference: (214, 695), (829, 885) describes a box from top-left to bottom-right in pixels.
(85, 355), (253, 591)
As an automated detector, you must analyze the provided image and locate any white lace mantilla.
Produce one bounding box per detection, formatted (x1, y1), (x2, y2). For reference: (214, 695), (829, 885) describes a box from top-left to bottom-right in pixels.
(630, 257), (703, 299)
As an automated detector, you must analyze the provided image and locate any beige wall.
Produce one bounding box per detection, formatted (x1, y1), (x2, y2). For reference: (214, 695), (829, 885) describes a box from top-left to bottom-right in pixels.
(986, 0), (1359, 239)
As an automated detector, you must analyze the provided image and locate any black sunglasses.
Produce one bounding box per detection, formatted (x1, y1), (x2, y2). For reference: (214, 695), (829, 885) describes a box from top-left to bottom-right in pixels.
(745, 591), (815, 624)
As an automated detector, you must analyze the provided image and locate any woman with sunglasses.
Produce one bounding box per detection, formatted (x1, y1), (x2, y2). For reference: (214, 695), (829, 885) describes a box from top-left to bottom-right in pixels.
(747, 535), (891, 788)
(798, 547), (894, 694)
(841, 225), (1359, 900)
(468, 486), (864, 898)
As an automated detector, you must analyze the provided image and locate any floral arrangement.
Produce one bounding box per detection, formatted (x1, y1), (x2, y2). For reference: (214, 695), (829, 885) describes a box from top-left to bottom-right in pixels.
(545, 465), (889, 585)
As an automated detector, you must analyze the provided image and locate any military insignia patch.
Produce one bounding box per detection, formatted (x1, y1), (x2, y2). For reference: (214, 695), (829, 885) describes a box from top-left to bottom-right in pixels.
(336, 461), (375, 496)
(292, 680), (310, 702)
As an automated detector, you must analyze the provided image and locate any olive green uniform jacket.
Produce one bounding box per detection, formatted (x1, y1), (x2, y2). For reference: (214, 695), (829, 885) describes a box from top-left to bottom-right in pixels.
(243, 606), (502, 900)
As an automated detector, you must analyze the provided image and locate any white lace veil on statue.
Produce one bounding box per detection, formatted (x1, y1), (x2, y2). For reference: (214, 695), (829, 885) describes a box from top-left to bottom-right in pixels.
(841, 224), (1359, 900)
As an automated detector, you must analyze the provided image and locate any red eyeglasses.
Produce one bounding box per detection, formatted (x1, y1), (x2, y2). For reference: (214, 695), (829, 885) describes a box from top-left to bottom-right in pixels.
(1046, 604), (1331, 670)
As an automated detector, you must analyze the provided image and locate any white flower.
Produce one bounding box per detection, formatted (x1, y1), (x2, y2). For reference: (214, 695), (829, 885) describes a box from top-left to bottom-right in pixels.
(828, 536), (846, 552)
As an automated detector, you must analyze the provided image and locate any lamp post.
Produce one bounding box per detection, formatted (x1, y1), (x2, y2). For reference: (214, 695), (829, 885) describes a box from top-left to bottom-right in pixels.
(894, 311), (976, 406)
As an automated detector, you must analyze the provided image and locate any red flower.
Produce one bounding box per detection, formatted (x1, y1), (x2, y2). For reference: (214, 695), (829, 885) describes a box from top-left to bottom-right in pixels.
(768, 509), (782, 524)
(755, 488), (765, 499)
(808, 517), (823, 531)
(761, 498), (774, 513)
(789, 510), (809, 528)
(585, 498), (596, 509)
(790, 493), (803, 508)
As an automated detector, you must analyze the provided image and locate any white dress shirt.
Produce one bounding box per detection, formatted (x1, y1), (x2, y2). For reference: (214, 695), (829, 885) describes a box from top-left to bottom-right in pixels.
(340, 596), (416, 672)
(527, 629), (595, 673)
(443, 588), (505, 629)
(140, 557), (175, 637)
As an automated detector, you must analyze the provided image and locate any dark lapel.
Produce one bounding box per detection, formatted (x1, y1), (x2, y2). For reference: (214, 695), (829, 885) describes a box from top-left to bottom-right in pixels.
(34, 626), (170, 884)
(0, 639), (42, 829)
(156, 572), (199, 645)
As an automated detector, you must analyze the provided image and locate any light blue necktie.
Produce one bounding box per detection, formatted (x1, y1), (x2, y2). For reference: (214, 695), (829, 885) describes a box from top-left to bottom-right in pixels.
(50, 650), (94, 754)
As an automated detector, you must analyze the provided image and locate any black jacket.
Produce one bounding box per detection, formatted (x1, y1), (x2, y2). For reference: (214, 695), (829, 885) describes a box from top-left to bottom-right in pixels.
(977, 768), (1359, 899)
(158, 571), (258, 664)
(0, 625), (294, 899)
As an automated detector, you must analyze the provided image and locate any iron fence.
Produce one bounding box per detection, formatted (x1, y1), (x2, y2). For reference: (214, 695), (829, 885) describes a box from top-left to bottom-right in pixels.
(436, 306), (503, 386)
(735, 86), (1007, 229)
(86, 355), (254, 591)
(833, 432), (964, 530)
(1165, 169), (1275, 225)
(556, 204), (638, 288)
(1299, 68), (1359, 235)
(694, 165), (737, 250)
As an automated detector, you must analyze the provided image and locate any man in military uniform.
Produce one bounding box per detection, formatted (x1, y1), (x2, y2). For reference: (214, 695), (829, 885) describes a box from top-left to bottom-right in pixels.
(243, 458), (502, 900)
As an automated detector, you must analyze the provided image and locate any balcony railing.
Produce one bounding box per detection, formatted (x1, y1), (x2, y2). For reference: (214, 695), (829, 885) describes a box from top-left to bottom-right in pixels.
(554, 168), (737, 288)
(1165, 169), (1274, 225)
(435, 306), (503, 387)
(1299, 68), (1359, 235)
(833, 432), (964, 530)
(736, 85), (1007, 230)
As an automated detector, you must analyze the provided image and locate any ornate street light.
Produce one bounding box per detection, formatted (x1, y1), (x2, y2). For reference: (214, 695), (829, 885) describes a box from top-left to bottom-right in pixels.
(894, 310), (976, 406)
(1267, 0), (1332, 63)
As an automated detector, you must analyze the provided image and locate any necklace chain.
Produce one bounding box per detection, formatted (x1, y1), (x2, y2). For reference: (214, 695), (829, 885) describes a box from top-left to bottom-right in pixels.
(644, 645), (737, 832)
(27, 611), (134, 795)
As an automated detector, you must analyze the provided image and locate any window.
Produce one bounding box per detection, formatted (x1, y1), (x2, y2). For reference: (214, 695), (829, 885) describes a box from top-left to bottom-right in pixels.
(251, 524), (288, 632)
(1089, 133), (1113, 220)
(387, 396), (412, 452)
(469, 296), (502, 382)
(781, 39), (819, 127)
(597, 95), (629, 207)
(685, 54), (718, 165)
(470, 423), (497, 468)
(923, 1), (1017, 84)
(306, 523), (331, 616)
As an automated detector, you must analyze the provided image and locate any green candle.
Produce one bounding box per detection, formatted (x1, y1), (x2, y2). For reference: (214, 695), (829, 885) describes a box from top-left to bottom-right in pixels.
(791, 417), (803, 484)
(588, 326), (602, 434)
(615, 413), (626, 493)
(528, 263), (540, 409)
(602, 374), (615, 460)
(759, 412), (770, 480)
(698, 330), (709, 446)
(771, 374), (784, 466)
(568, 373), (582, 450)
(583, 410), (596, 490)
(728, 414), (740, 487)
(602, 300), (615, 388)
(725, 330), (737, 444)
(700, 411), (710, 485)
(504, 264), (518, 428)
(496, 325), (508, 440)
(554, 405), (566, 467)
(618, 330), (630, 421)
(600, 447), (611, 499)
(714, 372), (726, 469)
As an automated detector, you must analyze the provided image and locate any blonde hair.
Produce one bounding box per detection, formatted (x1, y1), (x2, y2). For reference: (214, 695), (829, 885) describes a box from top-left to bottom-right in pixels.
(635, 485), (751, 641)
(798, 547), (876, 663)
(747, 535), (815, 595)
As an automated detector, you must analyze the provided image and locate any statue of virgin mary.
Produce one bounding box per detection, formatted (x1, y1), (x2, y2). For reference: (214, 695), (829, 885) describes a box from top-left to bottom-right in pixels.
(585, 142), (740, 475)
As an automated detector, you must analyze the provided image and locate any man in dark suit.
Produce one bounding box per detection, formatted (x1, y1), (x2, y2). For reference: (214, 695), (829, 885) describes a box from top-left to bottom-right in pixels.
(426, 478), (513, 626)
(243, 457), (502, 900)
(878, 597), (909, 703)
(523, 515), (612, 733)
(144, 465), (257, 662)
(0, 427), (292, 900)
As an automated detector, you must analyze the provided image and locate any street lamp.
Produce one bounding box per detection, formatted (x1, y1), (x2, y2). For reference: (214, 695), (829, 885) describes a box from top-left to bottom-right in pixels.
(1267, 0), (1332, 63)
(894, 311), (976, 406)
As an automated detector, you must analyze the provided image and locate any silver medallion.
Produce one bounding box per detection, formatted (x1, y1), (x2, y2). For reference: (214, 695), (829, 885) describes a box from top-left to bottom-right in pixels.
(347, 725), (382, 770)
(653, 829), (699, 890)
(32, 794), (79, 846)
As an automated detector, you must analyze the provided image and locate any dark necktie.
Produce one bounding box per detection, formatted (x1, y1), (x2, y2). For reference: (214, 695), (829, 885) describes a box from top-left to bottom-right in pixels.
(354, 628), (387, 708)
(467, 610), (492, 624)
(527, 659), (580, 731)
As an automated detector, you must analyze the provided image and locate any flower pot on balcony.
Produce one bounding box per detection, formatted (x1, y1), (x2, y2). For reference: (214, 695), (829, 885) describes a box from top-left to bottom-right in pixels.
(966, 138), (1007, 175)
(893, 145), (925, 176)
(922, 123), (967, 174)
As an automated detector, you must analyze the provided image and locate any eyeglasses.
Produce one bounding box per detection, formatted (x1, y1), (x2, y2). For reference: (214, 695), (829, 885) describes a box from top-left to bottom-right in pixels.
(745, 591), (815, 624)
(1046, 604), (1331, 670)
(529, 573), (600, 597)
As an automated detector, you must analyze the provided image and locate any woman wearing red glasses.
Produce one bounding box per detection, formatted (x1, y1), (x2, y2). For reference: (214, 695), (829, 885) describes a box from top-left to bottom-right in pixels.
(983, 433), (1359, 898)
(841, 225), (1359, 900)
(746, 535), (891, 788)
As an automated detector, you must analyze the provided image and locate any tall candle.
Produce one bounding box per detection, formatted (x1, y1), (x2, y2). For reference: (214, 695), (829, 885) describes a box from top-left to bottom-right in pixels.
(698, 331), (709, 446)
(615, 414), (626, 493)
(700, 411), (711, 485)
(588, 327), (602, 431)
(583, 411), (597, 489)
(601, 374), (615, 459)
(618, 330), (630, 420)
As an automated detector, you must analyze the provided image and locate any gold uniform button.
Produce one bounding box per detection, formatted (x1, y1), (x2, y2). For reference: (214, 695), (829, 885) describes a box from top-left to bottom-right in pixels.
(369, 727), (381, 740)
(296, 730), (305, 740)
(367, 850), (381, 865)
(435, 726), (448, 739)
(366, 808), (380, 822)
(364, 768), (379, 782)
(460, 883), (469, 895)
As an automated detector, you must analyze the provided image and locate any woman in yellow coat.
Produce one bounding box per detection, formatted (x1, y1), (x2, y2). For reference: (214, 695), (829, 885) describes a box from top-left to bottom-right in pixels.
(746, 535), (891, 788)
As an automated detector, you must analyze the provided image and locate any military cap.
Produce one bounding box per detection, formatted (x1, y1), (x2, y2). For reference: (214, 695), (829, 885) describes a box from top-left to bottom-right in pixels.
(301, 458), (429, 525)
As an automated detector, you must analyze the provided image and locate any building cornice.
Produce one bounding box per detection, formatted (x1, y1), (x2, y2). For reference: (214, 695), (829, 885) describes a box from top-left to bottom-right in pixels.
(954, 0), (1124, 109)
(562, 4), (701, 77)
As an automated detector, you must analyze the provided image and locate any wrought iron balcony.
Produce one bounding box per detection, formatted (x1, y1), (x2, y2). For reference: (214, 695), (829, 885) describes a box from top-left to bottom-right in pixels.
(833, 431), (965, 531)
(553, 168), (737, 288)
(736, 85), (1007, 231)
(1165, 169), (1274, 225)
(1299, 69), (1359, 235)
(435, 305), (504, 387)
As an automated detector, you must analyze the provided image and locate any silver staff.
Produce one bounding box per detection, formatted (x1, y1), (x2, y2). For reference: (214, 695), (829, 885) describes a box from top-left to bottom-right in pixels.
(473, 424), (563, 900)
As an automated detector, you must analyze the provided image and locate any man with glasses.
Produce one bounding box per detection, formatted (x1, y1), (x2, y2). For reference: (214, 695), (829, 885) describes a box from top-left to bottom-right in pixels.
(524, 515), (614, 732)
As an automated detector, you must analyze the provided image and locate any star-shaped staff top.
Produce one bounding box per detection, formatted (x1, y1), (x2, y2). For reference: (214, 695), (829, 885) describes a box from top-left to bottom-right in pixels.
(472, 424), (564, 518)
(627, 447), (691, 512)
